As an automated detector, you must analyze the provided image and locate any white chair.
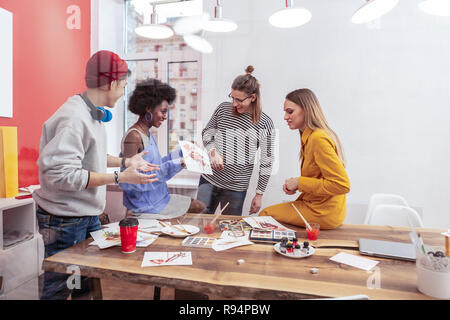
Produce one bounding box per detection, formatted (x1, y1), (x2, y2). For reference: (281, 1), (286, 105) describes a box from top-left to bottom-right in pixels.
(368, 204), (424, 228)
(364, 193), (410, 225)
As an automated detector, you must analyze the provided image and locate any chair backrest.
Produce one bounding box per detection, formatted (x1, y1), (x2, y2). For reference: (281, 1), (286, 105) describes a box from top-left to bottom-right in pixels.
(364, 193), (409, 224)
(368, 204), (424, 228)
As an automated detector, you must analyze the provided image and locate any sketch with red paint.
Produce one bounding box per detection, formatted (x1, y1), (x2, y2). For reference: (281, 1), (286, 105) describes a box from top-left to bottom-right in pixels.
(141, 252), (193, 267)
(179, 141), (213, 174)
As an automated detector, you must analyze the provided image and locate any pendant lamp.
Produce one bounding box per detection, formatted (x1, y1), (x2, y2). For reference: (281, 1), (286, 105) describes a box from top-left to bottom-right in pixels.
(269, 0), (312, 28)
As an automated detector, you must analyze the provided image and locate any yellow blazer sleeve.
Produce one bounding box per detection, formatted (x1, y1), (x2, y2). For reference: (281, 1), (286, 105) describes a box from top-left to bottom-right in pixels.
(298, 135), (350, 196)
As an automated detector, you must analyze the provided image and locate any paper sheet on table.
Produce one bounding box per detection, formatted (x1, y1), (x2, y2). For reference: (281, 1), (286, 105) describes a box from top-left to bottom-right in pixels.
(90, 233), (157, 248)
(141, 252), (192, 267)
(243, 216), (295, 232)
(212, 238), (254, 251)
(90, 226), (158, 248)
(220, 230), (250, 241)
(179, 140), (213, 175)
(90, 227), (121, 249)
(329, 252), (379, 271)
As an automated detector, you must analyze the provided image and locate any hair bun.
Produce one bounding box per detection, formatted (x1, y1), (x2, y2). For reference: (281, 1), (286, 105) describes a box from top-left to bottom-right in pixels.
(245, 65), (254, 75)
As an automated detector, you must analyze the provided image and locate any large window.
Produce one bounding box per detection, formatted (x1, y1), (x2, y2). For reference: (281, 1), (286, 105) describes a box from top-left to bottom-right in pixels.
(124, 0), (202, 156)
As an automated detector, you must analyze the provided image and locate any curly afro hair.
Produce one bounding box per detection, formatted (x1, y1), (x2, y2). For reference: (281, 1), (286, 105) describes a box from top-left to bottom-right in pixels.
(128, 78), (176, 116)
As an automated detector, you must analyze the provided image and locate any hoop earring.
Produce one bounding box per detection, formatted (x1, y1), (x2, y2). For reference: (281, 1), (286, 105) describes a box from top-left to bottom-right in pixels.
(145, 112), (153, 123)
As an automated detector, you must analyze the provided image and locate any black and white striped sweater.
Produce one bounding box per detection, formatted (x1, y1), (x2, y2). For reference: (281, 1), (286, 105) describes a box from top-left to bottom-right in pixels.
(202, 102), (275, 194)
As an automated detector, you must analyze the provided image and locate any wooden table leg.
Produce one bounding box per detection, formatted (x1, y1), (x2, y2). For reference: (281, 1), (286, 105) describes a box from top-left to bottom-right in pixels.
(90, 278), (103, 300)
(154, 286), (161, 300)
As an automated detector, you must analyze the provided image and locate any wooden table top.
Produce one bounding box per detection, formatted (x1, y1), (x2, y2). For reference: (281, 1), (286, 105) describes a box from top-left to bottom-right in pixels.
(43, 214), (447, 300)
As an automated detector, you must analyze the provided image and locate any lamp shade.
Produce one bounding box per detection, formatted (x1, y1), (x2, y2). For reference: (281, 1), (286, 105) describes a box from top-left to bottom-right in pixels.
(269, 7), (312, 28)
(135, 24), (174, 39)
(203, 1), (238, 33)
(183, 34), (213, 53)
(203, 18), (237, 32)
(173, 13), (210, 36)
(351, 0), (399, 24)
(419, 0), (450, 16)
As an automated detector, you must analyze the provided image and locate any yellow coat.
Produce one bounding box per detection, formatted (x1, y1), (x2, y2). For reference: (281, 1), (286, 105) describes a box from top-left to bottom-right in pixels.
(259, 128), (350, 229)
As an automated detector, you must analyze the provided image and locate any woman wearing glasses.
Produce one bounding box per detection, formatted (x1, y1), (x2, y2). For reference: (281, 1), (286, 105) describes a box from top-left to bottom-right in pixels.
(259, 88), (350, 229)
(197, 66), (275, 216)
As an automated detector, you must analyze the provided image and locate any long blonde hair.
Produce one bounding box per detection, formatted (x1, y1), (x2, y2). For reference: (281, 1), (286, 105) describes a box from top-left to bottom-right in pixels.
(231, 65), (262, 124)
(286, 88), (347, 167)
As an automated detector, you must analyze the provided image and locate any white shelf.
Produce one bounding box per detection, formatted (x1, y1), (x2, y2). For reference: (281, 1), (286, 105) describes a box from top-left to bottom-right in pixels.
(0, 198), (36, 250)
(0, 197), (42, 297)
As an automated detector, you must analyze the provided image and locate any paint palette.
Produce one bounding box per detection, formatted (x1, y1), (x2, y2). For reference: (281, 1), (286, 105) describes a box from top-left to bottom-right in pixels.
(249, 229), (297, 243)
(274, 243), (315, 259)
(182, 236), (215, 248)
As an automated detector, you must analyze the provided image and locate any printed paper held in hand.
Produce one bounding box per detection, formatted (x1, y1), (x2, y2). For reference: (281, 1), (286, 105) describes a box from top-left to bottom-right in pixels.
(179, 140), (212, 174)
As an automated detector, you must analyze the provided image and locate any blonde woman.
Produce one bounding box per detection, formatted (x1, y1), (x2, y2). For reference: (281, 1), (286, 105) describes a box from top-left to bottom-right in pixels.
(259, 89), (350, 229)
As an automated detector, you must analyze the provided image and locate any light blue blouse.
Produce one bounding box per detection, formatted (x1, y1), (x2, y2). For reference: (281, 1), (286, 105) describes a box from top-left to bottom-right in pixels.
(120, 131), (184, 213)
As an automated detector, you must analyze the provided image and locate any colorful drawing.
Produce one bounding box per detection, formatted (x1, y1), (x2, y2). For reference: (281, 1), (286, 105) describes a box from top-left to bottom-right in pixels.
(243, 216), (295, 233)
(103, 230), (120, 241)
(179, 141), (213, 174)
(141, 252), (193, 267)
(90, 228), (122, 249)
(219, 219), (253, 235)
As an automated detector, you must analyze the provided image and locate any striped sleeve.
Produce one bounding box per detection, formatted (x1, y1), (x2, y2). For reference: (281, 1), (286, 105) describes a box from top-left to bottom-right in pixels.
(202, 103), (223, 154)
(256, 117), (275, 194)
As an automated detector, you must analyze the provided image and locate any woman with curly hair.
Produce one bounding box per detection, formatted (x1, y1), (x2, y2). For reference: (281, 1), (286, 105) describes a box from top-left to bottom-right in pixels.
(119, 78), (205, 216)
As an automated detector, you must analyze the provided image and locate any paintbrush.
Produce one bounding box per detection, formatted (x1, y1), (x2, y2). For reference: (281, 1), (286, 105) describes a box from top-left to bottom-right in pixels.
(211, 202), (229, 224)
(176, 219), (189, 233)
(291, 203), (312, 231)
(159, 220), (189, 234)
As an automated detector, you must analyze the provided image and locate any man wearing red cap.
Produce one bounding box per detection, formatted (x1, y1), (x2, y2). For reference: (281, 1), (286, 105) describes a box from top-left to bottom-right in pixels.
(33, 50), (159, 300)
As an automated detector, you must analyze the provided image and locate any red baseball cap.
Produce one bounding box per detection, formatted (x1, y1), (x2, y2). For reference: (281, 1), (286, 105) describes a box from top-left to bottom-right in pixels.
(85, 50), (129, 88)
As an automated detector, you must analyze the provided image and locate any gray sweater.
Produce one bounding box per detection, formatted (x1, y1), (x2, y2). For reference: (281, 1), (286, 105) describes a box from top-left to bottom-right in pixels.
(33, 95), (107, 217)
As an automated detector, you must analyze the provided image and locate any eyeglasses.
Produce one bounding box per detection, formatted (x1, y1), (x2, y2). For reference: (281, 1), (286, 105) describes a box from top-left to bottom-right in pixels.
(228, 93), (252, 104)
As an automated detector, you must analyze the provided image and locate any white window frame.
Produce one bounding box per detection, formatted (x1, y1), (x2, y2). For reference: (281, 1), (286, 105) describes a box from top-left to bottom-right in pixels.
(122, 3), (203, 184)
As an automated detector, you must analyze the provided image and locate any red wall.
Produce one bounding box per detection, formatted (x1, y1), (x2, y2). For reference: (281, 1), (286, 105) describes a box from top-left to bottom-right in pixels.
(0, 0), (91, 187)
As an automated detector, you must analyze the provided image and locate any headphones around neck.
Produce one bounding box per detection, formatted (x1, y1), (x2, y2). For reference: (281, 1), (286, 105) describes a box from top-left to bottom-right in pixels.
(79, 92), (113, 123)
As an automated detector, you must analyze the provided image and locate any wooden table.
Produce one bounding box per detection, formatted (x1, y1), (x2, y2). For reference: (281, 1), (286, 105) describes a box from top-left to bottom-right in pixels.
(43, 214), (447, 300)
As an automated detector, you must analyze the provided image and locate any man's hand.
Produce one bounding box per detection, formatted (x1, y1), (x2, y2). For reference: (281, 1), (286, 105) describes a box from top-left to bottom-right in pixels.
(119, 166), (158, 184)
(209, 149), (224, 171)
(125, 151), (160, 172)
(249, 194), (263, 214)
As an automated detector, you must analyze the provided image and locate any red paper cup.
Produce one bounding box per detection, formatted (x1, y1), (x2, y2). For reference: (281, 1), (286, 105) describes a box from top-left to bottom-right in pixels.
(119, 218), (139, 254)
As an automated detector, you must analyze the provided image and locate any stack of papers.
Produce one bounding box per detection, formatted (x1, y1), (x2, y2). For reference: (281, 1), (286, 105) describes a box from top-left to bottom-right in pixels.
(89, 219), (163, 249)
